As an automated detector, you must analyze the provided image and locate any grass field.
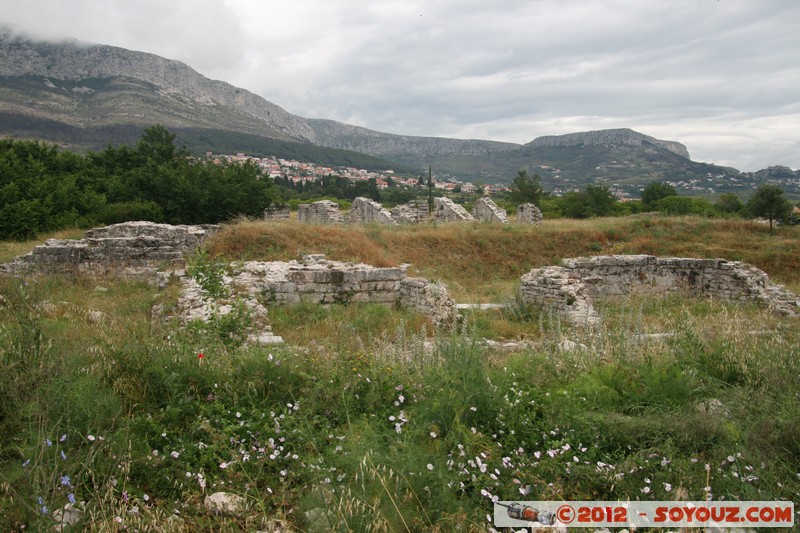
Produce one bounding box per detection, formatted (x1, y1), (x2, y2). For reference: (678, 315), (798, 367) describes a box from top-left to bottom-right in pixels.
(1, 217), (798, 531)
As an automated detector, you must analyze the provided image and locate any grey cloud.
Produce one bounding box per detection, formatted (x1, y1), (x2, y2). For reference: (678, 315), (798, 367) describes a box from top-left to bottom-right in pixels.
(1, 0), (798, 170)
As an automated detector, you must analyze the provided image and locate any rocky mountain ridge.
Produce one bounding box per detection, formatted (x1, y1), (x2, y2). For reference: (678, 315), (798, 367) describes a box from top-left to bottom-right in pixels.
(526, 128), (690, 159)
(0, 24), (315, 142)
(3, 23), (797, 196)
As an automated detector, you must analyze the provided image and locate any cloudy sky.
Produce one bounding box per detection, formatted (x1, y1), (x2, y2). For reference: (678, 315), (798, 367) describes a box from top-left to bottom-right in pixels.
(2, 0), (799, 171)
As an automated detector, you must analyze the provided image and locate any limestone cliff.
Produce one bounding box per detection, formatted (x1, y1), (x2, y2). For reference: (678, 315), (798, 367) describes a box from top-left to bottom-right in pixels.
(0, 24), (316, 142)
(526, 128), (690, 159)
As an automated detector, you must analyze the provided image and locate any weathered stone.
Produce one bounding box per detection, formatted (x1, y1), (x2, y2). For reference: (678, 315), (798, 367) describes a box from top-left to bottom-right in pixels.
(520, 254), (799, 326)
(433, 197), (473, 222)
(87, 310), (106, 324)
(391, 200), (431, 224)
(472, 197), (509, 223)
(297, 200), (343, 225)
(0, 221), (216, 281)
(204, 491), (245, 516)
(52, 502), (84, 531)
(347, 197), (397, 225)
(263, 205), (291, 220)
(517, 203), (543, 225)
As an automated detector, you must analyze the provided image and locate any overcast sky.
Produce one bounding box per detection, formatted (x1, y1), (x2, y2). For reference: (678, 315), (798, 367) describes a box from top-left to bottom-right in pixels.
(2, 0), (799, 171)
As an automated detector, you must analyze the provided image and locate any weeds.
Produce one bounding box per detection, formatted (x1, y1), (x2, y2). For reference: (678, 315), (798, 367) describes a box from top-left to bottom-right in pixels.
(2, 218), (799, 529)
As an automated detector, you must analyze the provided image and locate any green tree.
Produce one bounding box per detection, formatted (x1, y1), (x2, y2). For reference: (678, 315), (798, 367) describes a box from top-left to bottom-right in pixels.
(715, 193), (744, 215)
(641, 182), (677, 209)
(509, 170), (543, 206)
(584, 184), (617, 216)
(747, 184), (792, 234)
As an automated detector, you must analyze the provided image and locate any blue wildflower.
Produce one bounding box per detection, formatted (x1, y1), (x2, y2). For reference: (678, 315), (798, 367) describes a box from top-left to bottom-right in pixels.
(60, 434), (67, 442)
(68, 493), (76, 504)
(60, 475), (71, 487)
(60, 450), (67, 460)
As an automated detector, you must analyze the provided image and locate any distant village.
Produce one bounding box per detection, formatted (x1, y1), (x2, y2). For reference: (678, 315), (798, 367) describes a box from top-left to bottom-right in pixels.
(207, 152), (800, 201)
(207, 152), (511, 195)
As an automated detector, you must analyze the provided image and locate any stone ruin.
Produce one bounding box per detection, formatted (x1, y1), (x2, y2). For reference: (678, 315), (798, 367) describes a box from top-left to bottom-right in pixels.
(1, 221), (460, 345)
(0, 221), (218, 280)
(391, 200), (431, 224)
(517, 203), (543, 225)
(297, 200), (344, 225)
(347, 197), (397, 225)
(520, 254), (800, 326)
(281, 197), (533, 227)
(433, 197), (474, 222)
(472, 197), (509, 223)
(176, 254), (457, 329)
(263, 205), (291, 220)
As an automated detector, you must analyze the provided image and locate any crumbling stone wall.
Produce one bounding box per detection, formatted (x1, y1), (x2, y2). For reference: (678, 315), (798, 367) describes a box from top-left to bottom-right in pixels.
(434, 197), (474, 222)
(517, 203), (543, 225)
(472, 197), (509, 223)
(175, 254), (457, 326)
(348, 197), (397, 225)
(399, 277), (458, 326)
(391, 200), (431, 224)
(1, 221), (216, 280)
(263, 205), (291, 220)
(520, 255), (799, 326)
(297, 200), (344, 225)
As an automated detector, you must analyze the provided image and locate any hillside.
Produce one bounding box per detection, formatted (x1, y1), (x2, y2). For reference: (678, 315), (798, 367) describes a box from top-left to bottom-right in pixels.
(2, 24), (798, 196)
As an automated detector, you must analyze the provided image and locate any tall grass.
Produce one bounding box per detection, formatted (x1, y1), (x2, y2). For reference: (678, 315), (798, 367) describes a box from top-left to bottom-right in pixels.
(206, 217), (800, 299)
(1, 217), (799, 530)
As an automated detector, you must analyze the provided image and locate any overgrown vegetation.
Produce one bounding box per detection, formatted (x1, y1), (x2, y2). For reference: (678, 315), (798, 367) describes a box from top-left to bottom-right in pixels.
(1, 219), (798, 530)
(0, 126), (279, 239)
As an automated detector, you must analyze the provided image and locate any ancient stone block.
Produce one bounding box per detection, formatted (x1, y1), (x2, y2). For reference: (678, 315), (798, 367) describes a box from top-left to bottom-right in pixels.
(297, 200), (343, 225)
(472, 197), (509, 223)
(347, 197), (397, 225)
(517, 203), (543, 225)
(433, 197), (473, 222)
(391, 200), (431, 224)
(520, 254), (799, 326)
(263, 205), (291, 220)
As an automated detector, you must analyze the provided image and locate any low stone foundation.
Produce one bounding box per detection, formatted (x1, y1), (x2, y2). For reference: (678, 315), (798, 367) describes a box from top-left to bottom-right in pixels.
(520, 254), (799, 326)
(0, 221), (217, 280)
(216, 255), (457, 325)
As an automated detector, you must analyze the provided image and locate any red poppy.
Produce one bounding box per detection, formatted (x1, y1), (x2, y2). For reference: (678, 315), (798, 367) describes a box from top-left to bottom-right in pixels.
(198, 352), (204, 359)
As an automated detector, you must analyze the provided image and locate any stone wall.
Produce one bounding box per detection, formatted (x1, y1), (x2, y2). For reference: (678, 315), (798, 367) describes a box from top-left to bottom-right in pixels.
(347, 197), (397, 225)
(517, 203), (543, 225)
(391, 200), (430, 224)
(433, 197), (474, 222)
(177, 254), (457, 325)
(263, 205), (291, 220)
(472, 197), (509, 223)
(520, 254), (799, 326)
(1, 221), (216, 280)
(297, 200), (344, 225)
(399, 277), (458, 326)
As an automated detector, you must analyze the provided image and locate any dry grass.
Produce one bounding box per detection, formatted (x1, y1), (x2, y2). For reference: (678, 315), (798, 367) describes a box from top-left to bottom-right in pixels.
(207, 217), (800, 301)
(0, 228), (85, 264)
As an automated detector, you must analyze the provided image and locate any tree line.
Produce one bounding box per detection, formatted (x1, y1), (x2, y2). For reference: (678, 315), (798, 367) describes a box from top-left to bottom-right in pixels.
(0, 126), (279, 240)
(501, 171), (796, 231)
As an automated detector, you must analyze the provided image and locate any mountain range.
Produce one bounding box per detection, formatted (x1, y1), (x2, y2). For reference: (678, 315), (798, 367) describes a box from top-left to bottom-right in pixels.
(1, 23), (797, 197)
